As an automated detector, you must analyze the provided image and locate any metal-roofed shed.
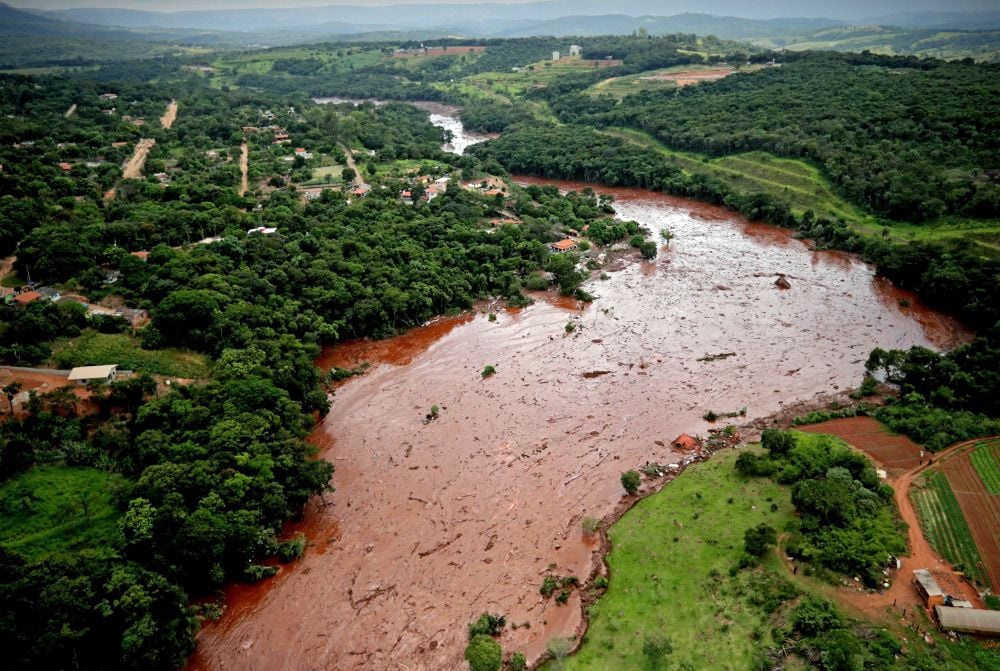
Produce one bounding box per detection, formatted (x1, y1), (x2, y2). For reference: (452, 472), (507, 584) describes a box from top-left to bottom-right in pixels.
(67, 365), (118, 384)
(913, 569), (944, 608)
(935, 606), (1000, 636)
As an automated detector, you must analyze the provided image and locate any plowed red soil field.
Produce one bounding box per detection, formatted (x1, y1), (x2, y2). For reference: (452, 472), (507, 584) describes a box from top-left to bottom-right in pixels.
(799, 416), (923, 473)
(939, 449), (1000, 589)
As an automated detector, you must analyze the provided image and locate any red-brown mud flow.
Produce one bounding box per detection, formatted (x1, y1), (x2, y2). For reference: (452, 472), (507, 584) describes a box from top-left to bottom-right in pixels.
(188, 179), (970, 671)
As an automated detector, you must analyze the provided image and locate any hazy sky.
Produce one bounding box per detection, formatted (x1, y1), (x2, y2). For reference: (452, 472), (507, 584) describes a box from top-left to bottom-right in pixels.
(10, 0), (996, 13)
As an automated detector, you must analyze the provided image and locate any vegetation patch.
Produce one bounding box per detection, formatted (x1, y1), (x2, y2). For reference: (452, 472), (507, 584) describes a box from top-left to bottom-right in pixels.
(970, 439), (1000, 495)
(0, 465), (125, 560)
(51, 332), (211, 379)
(556, 449), (793, 670)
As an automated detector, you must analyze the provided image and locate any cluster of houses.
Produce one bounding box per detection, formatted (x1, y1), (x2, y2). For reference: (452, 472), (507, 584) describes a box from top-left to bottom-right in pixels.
(3, 286), (148, 328)
(401, 174), (450, 204)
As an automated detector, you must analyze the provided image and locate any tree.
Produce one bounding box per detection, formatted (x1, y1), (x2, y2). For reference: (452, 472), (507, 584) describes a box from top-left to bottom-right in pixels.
(743, 524), (777, 556)
(464, 634), (502, 671)
(342, 167), (357, 184)
(621, 470), (641, 495)
(2, 382), (22, 414)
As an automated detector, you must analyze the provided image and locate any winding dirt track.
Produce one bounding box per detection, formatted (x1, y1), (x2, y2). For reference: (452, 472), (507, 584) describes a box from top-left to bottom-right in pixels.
(64, 103), (76, 118)
(188, 181), (970, 671)
(160, 100), (178, 129)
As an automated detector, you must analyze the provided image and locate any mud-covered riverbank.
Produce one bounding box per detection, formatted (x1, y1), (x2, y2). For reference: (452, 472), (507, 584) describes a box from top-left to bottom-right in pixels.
(188, 175), (969, 671)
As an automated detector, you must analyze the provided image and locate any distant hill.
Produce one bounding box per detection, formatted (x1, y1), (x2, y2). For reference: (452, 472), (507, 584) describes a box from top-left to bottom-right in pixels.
(860, 11), (1000, 30)
(762, 25), (1000, 61)
(495, 13), (844, 39)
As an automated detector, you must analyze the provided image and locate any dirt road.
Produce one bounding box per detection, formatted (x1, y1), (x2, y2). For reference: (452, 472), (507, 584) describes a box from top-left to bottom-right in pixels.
(239, 140), (248, 196)
(160, 100), (178, 129)
(122, 138), (155, 180)
(340, 143), (366, 188)
(64, 103), (76, 118)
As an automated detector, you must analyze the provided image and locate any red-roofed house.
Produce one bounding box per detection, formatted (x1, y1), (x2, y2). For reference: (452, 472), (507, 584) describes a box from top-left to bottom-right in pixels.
(58, 162), (73, 171)
(14, 291), (42, 305)
(549, 239), (578, 253)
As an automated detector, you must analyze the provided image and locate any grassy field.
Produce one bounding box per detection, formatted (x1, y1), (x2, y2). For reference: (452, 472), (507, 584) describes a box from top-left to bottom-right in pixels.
(0, 466), (125, 560)
(554, 449), (794, 670)
(50, 331), (211, 379)
(911, 471), (989, 586)
(302, 164), (344, 186)
(970, 439), (1000, 495)
(585, 64), (765, 99)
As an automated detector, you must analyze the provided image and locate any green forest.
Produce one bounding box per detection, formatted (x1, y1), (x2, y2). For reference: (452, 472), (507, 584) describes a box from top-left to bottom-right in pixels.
(0, 26), (998, 671)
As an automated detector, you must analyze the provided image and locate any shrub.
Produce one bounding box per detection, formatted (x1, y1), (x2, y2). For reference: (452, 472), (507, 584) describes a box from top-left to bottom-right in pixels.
(276, 533), (306, 562)
(791, 597), (842, 637)
(620, 470), (641, 495)
(744, 524), (777, 556)
(481, 365), (497, 378)
(593, 575), (608, 589)
(468, 613), (506, 639)
(465, 634), (502, 671)
(508, 651), (526, 671)
(581, 516), (600, 535)
(540, 575), (558, 598)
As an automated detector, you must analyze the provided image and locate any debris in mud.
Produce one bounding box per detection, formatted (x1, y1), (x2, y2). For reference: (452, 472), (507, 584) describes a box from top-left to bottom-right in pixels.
(697, 352), (736, 362)
(775, 275), (792, 290)
(581, 371), (612, 379)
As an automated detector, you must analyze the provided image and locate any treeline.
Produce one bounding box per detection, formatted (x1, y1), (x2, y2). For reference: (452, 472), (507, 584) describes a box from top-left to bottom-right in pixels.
(572, 52), (1000, 222)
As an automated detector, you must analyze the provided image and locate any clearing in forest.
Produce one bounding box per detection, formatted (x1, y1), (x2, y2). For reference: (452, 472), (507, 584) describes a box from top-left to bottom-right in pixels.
(160, 99), (178, 129)
(64, 103), (76, 118)
(239, 140), (248, 196)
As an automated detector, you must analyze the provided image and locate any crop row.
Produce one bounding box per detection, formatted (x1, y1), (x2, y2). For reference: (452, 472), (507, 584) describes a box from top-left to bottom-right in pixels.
(970, 439), (1000, 495)
(912, 472), (989, 587)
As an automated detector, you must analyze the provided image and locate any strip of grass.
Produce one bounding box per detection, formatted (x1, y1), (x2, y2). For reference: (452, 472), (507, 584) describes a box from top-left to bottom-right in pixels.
(970, 439), (1000, 495)
(555, 449), (794, 670)
(912, 472), (988, 586)
(50, 331), (210, 379)
(0, 465), (125, 560)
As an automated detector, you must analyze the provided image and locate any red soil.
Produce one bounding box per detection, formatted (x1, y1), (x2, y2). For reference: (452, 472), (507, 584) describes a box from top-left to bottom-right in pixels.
(645, 68), (734, 86)
(188, 180), (971, 671)
(799, 416), (923, 474)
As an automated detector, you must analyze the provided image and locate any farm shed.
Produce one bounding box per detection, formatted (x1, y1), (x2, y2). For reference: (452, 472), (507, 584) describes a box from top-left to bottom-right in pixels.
(935, 606), (1000, 636)
(67, 365), (118, 385)
(913, 569), (944, 608)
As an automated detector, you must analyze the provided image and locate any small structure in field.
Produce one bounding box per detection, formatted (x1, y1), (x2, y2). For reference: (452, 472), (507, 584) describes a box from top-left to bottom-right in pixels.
(68, 364), (118, 385)
(913, 569), (944, 608)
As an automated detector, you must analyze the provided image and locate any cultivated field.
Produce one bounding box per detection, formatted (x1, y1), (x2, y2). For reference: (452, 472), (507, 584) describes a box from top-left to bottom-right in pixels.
(938, 444), (1000, 589)
(912, 470), (991, 589)
(970, 438), (1000, 495)
(798, 416), (923, 473)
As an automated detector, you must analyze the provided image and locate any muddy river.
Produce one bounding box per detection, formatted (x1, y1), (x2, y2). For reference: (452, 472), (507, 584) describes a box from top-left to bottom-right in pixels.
(188, 142), (970, 669)
(312, 99), (496, 155)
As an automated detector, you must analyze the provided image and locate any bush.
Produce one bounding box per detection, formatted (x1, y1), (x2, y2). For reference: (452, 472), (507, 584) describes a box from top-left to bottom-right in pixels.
(508, 651), (526, 671)
(468, 612), (506, 639)
(540, 575), (558, 598)
(481, 365), (497, 378)
(276, 533), (306, 562)
(465, 634), (502, 671)
(791, 597), (842, 637)
(744, 524), (777, 556)
(581, 516), (600, 535)
(620, 470), (641, 495)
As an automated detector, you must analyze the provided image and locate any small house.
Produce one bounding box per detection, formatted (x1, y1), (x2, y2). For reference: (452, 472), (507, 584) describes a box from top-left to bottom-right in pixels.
(550, 239), (578, 253)
(913, 569), (944, 608)
(68, 364), (118, 385)
(13, 290), (42, 305)
(58, 162), (73, 171)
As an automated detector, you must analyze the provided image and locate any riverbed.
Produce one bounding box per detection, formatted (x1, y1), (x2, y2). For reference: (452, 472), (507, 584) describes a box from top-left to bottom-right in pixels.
(188, 122), (970, 671)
